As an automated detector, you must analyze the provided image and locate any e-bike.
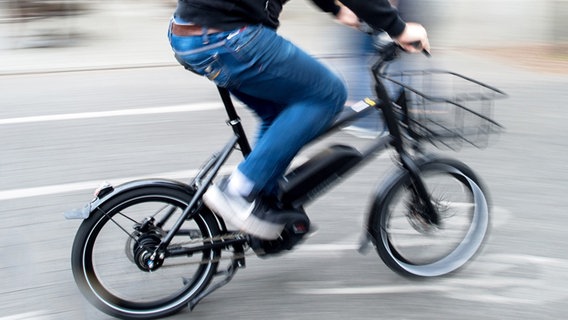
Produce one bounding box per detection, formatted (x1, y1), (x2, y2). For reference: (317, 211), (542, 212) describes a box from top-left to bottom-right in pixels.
(65, 36), (506, 319)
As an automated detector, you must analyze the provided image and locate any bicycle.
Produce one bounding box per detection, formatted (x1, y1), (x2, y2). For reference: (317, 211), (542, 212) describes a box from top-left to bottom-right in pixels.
(65, 33), (506, 319)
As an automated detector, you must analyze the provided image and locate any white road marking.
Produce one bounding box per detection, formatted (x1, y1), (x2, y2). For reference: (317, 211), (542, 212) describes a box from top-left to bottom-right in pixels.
(0, 103), (222, 125)
(0, 311), (50, 320)
(296, 244), (360, 252)
(292, 253), (568, 305)
(0, 169), (207, 200)
(298, 284), (448, 295)
(0, 156), (306, 200)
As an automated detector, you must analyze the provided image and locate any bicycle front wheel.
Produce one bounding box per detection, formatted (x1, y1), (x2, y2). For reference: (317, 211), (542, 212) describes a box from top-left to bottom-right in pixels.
(369, 158), (490, 277)
(71, 183), (222, 319)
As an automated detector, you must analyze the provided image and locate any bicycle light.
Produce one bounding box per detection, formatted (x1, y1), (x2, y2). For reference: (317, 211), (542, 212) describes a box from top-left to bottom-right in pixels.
(94, 182), (114, 198)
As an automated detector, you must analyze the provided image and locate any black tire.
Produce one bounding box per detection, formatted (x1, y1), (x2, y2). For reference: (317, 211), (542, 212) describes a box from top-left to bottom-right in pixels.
(369, 157), (490, 277)
(71, 185), (221, 319)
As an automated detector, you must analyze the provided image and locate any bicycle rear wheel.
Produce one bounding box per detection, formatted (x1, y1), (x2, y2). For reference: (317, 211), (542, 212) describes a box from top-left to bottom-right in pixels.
(71, 184), (221, 319)
(369, 158), (490, 277)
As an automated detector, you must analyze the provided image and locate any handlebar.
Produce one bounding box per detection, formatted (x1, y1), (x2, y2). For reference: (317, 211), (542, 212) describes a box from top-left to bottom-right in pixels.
(367, 31), (506, 151)
(371, 31), (430, 69)
(358, 20), (430, 57)
(367, 33), (410, 153)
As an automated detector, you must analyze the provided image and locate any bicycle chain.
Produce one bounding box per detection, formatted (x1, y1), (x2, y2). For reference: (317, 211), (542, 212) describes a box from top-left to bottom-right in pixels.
(167, 232), (254, 266)
(170, 232), (246, 246)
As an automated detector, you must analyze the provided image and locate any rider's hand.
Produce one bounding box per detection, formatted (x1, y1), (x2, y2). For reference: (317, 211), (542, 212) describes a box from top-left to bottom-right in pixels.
(336, 5), (360, 29)
(394, 22), (430, 53)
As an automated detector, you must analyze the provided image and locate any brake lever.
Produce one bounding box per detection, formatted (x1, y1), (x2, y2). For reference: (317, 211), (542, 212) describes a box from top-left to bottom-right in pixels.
(406, 41), (431, 57)
(365, 27), (431, 58)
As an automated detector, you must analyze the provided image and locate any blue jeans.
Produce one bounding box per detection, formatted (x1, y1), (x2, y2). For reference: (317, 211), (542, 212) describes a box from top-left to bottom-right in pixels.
(169, 24), (347, 196)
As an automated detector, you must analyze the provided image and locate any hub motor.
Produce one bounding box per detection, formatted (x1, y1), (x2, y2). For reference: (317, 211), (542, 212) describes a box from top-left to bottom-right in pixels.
(133, 233), (164, 272)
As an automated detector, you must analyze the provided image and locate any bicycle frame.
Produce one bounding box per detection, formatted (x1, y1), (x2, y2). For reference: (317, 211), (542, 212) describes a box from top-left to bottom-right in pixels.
(66, 34), (501, 317)
(154, 43), (439, 259)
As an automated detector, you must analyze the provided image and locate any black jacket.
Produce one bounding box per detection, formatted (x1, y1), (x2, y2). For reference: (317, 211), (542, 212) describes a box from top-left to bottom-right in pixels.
(174, 0), (406, 37)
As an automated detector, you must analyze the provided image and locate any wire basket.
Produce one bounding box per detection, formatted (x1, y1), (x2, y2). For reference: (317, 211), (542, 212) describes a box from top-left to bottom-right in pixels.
(380, 69), (506, 149)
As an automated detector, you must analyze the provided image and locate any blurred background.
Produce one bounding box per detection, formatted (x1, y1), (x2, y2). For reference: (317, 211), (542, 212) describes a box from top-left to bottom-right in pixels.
(1, 0), (567, 319)
(0, 0), (567, 73)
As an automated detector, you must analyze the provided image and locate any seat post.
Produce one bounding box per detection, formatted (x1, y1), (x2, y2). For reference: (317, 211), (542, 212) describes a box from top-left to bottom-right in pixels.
(217, 86), (252, 157)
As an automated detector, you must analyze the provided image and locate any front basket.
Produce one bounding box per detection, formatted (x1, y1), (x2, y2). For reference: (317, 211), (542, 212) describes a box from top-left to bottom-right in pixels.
(380, 69), (507, 149)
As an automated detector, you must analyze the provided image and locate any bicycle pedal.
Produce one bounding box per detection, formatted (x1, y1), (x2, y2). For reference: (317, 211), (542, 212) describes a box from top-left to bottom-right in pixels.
(303, 223), (318, 239)
(249, 216), (312, 258)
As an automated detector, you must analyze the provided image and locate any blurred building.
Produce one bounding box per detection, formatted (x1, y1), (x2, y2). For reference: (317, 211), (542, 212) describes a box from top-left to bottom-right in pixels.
(0, 0), (565, 73)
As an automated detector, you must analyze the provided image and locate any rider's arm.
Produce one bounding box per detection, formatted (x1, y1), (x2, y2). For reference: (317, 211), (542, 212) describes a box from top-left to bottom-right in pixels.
(309, 0), (342, 16)
(338, 0), (405, 36)
(312, 0), (429, 53)
(310, 0), (404, 37)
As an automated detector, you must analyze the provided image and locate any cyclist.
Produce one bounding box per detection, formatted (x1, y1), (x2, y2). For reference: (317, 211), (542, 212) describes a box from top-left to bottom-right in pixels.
(168, 0), (430, 240)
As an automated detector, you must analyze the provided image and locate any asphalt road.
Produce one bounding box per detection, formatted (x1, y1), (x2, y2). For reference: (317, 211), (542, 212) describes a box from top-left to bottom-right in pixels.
(1, 47), (568, 320)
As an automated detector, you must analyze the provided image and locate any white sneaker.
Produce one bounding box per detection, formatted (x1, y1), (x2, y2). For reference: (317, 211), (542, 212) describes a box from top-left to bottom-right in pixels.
(203, 183), (285, 240)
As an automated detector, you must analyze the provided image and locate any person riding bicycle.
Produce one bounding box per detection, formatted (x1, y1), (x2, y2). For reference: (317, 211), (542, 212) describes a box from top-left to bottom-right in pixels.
(169, 0), (430, 240)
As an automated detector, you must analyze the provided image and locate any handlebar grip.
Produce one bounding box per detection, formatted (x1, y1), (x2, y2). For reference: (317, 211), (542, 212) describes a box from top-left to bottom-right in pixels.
(407, 41), (431, 57)
(371, 31), (431, 58)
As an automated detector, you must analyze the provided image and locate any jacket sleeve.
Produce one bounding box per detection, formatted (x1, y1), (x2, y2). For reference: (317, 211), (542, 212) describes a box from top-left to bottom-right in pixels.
(312, 0), (406, 37)
(342, 0), (405, 36)
(310, 0), (341, 16)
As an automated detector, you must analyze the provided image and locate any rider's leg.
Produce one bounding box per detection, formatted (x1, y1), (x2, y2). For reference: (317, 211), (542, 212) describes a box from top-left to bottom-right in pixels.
(231, 92), (346, 196)
(228, 90), (286, 145)
(172, 25), (346, 239)
(224, 26), (347, 197)
(206, 25), (346, 239)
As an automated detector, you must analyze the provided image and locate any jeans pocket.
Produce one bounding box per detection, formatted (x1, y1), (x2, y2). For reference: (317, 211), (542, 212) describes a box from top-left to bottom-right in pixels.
(225, 25), (264, 62)
(181, 53), (231, 87)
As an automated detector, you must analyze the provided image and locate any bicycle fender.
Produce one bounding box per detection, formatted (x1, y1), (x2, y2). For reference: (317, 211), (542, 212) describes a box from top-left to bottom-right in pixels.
(64, 179), (193, 220)
(365, 167), (406, 238)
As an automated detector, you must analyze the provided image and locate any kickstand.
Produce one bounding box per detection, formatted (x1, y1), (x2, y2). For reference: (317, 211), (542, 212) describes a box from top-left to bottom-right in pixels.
(188, 246), (246, 310)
